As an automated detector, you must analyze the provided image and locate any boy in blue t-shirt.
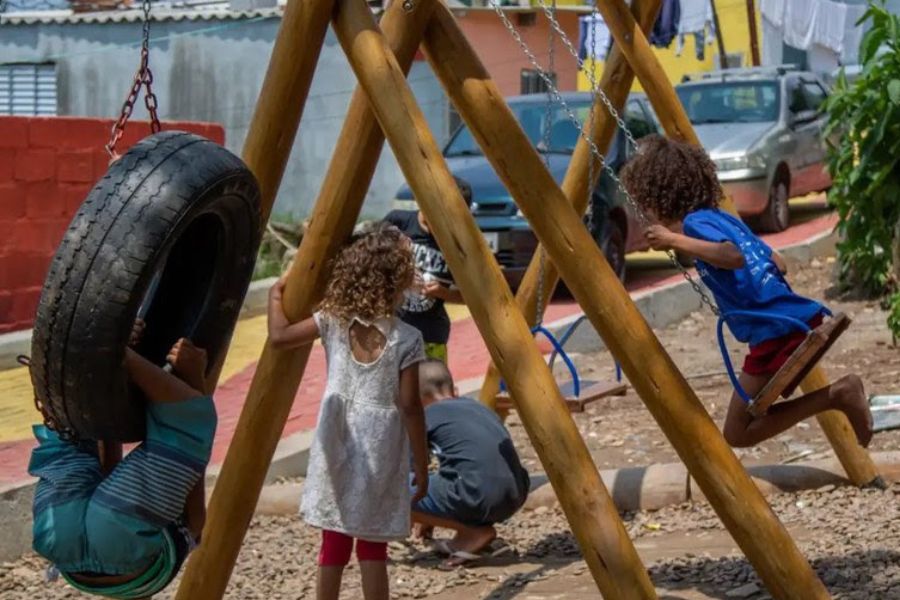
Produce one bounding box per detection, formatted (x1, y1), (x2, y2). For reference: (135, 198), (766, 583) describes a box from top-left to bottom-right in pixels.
(27, 323), (216, 599)
(621, 135), (872, 448)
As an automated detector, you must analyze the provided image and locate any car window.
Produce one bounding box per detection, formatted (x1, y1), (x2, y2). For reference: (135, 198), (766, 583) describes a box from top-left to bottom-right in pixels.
(801, 81), (828, 112)
(676, 81), (779, 124)
(625, 100), (656, 139)
(788, 81), (808, 113)
(445, 99), (595, 156)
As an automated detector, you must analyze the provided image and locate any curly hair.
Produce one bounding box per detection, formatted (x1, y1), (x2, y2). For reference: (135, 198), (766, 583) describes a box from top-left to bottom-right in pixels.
(319, 222), (415, 323)
(620, 134), (722, 223)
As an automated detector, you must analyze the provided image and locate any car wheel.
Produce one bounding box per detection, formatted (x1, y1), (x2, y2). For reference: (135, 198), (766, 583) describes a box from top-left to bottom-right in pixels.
(757, 178), (790, 233)
(600, 219), (627, 282)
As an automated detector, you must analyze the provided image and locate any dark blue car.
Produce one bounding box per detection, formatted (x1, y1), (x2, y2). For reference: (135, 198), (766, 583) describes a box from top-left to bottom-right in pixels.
(392, 92), (660, 288)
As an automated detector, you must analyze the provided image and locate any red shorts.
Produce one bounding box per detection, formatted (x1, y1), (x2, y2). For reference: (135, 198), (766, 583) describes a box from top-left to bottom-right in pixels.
(742, 314), (824, 391)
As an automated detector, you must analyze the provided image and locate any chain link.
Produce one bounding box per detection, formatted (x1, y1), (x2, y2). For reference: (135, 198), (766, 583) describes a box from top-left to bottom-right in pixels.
(488, 0), (721, 317)
(534, 0), (558, 327)
(106, 0), (162, 160)
(18, 355), (76, 441)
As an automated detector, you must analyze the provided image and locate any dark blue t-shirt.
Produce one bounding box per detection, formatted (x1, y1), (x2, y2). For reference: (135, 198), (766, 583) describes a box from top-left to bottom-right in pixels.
(682, 209), (824, 346)
(424, 398), (530, 526)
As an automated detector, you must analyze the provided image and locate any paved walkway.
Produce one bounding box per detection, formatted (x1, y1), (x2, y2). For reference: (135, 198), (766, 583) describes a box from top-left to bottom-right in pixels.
(0, 204), (837, 488)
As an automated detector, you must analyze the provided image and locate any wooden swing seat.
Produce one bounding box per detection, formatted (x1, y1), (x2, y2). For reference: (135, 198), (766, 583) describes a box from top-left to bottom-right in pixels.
(748, 312), (851, 417)
(495, 379), (628, 413)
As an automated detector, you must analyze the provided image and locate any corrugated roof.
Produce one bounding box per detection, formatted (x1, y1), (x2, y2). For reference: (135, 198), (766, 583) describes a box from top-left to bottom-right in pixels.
(0, 4), (282, 24)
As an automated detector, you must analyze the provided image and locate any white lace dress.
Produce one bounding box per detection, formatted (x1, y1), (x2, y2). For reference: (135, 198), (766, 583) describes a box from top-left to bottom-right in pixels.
(300, 312), (425, 541)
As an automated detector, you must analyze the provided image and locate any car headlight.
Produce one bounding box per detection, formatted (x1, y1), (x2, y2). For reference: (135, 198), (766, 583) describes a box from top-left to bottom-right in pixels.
(715, 154), (765, 172)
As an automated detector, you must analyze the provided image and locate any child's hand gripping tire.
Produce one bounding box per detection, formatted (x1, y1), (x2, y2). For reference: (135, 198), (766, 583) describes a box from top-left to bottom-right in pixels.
(30, 131), (262, 442)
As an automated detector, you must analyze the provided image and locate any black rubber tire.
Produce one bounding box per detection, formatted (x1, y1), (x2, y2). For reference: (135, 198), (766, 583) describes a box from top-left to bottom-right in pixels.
(756, 177), (791, 233)
(30, 131), (261, 442)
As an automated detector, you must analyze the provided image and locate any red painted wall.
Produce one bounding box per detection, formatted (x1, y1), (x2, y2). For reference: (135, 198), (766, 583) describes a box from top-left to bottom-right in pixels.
(0, 117), (225, 335)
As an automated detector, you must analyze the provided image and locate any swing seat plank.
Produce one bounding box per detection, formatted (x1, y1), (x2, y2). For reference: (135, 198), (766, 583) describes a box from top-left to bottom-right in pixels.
(495, 379), (628, 413)
(748, 312), (851, 417)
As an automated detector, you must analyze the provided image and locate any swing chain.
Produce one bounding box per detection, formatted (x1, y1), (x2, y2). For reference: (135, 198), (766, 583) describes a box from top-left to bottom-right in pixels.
(106, 0), (162, 160)
(18, 355), (76, 441)
(489, 0), (722, 318)
(534, 0), (557, 327)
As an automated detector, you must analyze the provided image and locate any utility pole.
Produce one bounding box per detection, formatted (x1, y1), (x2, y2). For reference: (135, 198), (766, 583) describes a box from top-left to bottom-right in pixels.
(747, 0), (761, 65)
(710, 0), (728, 69)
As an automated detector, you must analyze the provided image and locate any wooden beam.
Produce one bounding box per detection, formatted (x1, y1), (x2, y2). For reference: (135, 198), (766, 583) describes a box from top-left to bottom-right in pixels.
(596, 0), (880, 488)
(479, 0), (661, 412)
(174, 1), (436, 597)
(421, 5), (829, 599)
(334, 1), (657, 597)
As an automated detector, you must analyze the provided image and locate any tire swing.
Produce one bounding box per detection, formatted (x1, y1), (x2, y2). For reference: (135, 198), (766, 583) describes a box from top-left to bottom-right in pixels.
(30, 132), (262, 442)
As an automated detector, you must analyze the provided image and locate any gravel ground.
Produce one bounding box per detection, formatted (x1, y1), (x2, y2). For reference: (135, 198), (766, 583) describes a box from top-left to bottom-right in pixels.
(3, 256), (899, 599)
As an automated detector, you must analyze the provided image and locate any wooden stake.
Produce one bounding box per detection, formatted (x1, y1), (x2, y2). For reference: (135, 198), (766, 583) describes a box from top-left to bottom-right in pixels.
(710, 0), (729, 69)
(479, 0), (662, 411)
(597, 0), (879, 487)
(335, 1), (657, 597)
(174, 1), (436, 597)
(420, 5), (829, 599)
(747, 0), (761, 66)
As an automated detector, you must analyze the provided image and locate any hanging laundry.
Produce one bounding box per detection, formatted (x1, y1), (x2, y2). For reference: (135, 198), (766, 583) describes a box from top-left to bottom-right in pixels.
(759, 0), (785, 29)
(675, 0), (713, 61)
(812, 0), (847, 55)
(578, 13), (611, 62)
(650, 0), (681, 48)
(783, 0), (819, 50)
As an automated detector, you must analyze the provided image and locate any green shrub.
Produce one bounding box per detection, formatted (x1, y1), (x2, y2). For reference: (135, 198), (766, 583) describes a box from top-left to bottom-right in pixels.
(825, 1), (900, 335)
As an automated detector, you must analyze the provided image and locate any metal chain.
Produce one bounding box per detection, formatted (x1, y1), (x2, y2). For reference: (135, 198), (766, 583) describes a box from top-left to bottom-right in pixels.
(534, 0), (557, 327)
(17, 355), (76, 441)
(584, 3), (599, 238)
(106, 0), (162, 160)
(488, 0), (721, 316)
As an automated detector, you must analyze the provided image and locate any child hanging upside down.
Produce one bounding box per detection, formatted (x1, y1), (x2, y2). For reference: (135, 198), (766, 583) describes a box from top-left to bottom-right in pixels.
(28, 328), (216, 599)
(621, 135), (872, 449)
(412, 359), (530, 568)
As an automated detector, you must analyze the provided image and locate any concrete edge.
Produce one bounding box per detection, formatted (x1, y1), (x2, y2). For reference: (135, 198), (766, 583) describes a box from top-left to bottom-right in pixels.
(0, 277), (279, 372)
(251, 451), (900, 518)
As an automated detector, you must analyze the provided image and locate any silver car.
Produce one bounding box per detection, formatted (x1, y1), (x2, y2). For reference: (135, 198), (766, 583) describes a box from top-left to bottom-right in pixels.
(676, 66), (832, 232)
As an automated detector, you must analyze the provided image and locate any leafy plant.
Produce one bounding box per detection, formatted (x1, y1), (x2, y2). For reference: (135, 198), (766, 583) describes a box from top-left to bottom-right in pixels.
(824, 1), (900, 335)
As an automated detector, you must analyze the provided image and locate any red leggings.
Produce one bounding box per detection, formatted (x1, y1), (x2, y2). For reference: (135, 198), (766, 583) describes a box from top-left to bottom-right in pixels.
(318, 530), (388, 566)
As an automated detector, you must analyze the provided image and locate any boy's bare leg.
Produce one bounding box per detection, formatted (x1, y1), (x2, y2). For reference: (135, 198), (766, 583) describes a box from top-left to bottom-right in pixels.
(723, 373), (872, 448)
(359, 561), (389, 600)
(316, 566), (344, 600)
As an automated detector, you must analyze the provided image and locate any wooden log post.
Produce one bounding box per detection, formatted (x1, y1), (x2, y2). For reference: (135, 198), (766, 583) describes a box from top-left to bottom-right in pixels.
(420, 5), (829, 599)
(596, 0), (880, 487)
(333, 0), (657, 597)
(174, 2), (436, 598)
(479, 0), (661, 411)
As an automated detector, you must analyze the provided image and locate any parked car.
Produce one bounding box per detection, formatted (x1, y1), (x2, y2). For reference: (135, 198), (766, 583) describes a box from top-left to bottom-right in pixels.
(392, 92), (659, 288)
(676, 66), (833, 232)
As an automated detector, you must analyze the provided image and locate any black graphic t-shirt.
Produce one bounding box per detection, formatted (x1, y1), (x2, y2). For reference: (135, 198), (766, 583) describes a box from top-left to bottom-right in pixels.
(384, 210), (453, 345)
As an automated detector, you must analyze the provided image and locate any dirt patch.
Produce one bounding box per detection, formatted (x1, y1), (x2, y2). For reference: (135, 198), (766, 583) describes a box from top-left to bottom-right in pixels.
(3, 257), (899, 599)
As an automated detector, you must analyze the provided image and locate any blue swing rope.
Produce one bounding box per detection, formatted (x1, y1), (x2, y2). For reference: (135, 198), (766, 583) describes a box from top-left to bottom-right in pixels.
(717, 308), (831, 404)
(549, 315), (623, 383)
(499, 325), (582, 397)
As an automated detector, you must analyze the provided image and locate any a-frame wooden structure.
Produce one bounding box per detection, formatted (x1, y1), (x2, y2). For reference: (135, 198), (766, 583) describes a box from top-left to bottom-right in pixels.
(174, 0), (881, 598)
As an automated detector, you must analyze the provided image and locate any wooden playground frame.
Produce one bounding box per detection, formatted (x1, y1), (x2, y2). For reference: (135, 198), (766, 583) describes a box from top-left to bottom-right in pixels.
(174, 0), (883, 598)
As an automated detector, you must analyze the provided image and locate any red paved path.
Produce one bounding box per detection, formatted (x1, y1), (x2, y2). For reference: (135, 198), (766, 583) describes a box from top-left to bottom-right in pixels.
(0, 212), (837, 487)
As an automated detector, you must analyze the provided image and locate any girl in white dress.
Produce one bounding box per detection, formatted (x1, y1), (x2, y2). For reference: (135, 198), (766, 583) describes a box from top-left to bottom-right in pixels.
(268, 223), (429, 600)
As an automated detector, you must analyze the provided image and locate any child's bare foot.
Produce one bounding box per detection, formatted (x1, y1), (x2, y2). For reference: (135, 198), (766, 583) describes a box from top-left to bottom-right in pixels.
(167, 338), (208, 393)
(443, 525), (496, 566)
(832, 374), (873, 447)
